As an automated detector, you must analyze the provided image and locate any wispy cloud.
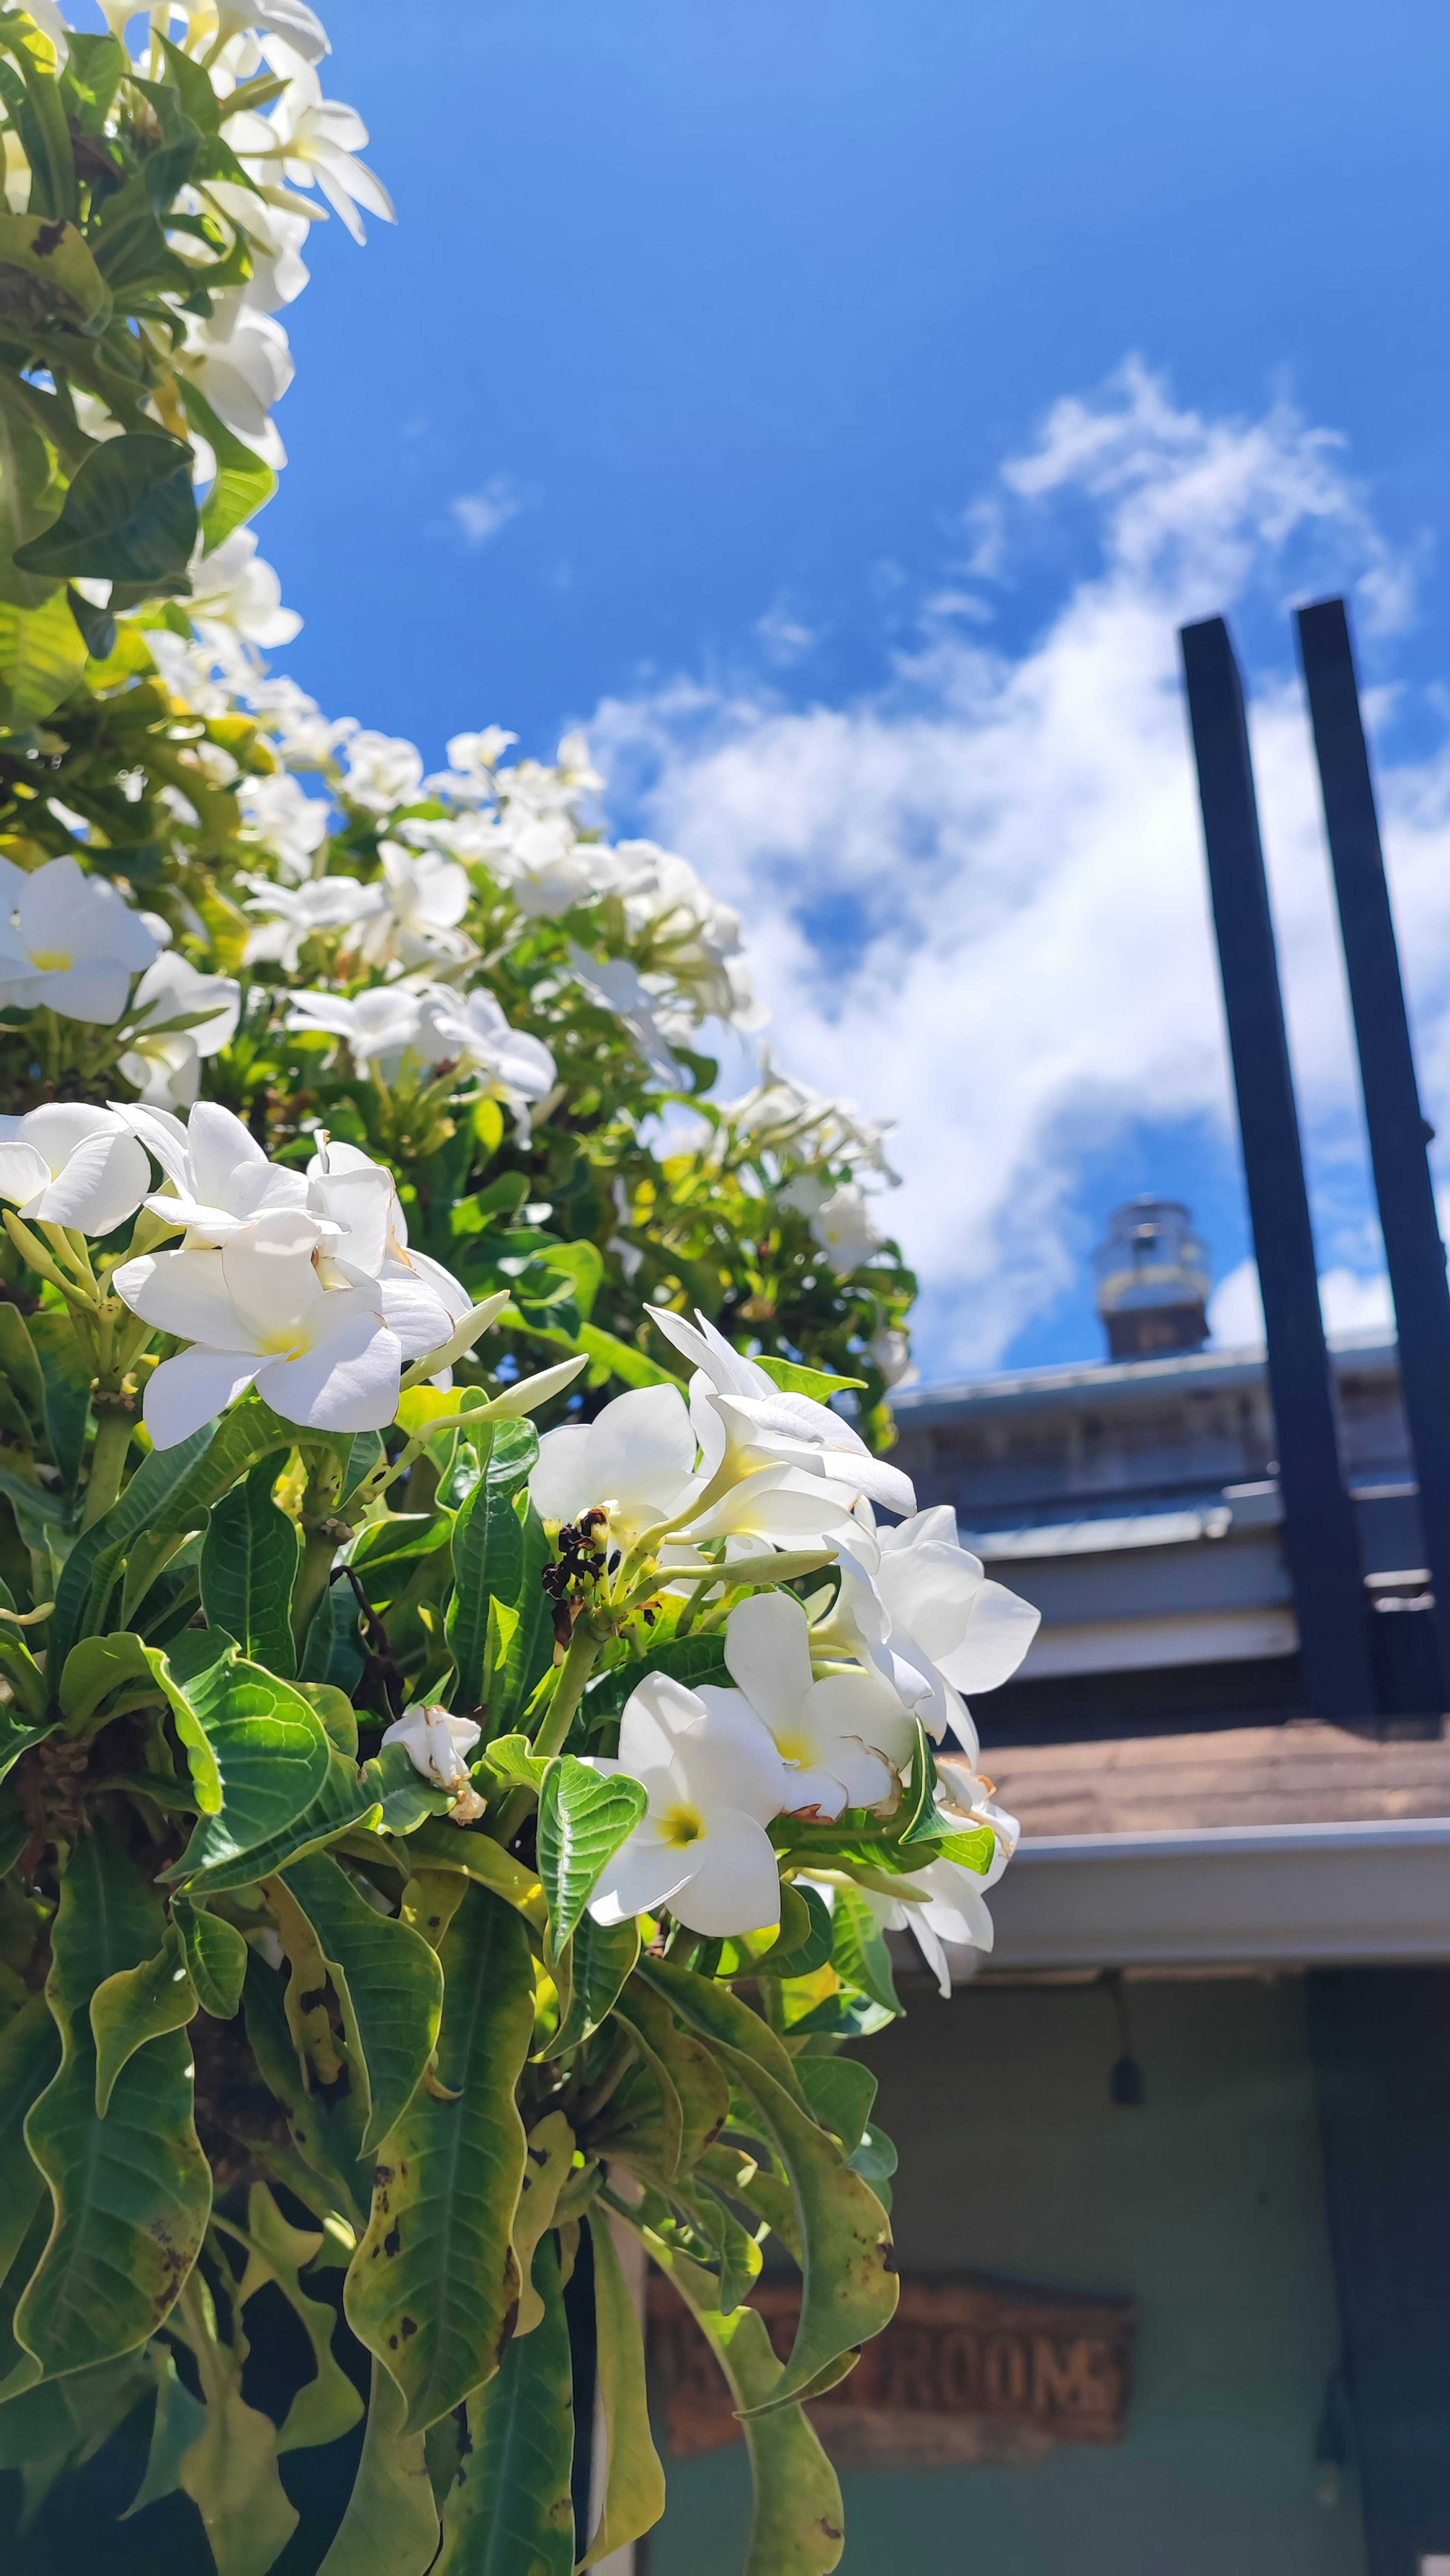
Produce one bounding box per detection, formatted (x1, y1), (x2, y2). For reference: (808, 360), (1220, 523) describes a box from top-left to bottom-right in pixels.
(590, 361), (1447, 1378)
(754, 596), (820, 667)
(450, 475), (526, 549)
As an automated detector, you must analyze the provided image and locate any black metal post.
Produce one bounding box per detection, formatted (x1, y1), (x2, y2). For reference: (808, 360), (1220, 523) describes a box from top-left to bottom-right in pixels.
(1179, 615), (1374, 1718)
(1297, 596), (1450, 1704)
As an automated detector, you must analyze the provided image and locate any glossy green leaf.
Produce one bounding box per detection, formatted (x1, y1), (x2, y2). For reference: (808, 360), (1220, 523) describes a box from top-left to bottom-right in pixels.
(346, 1879), (534, 2432)
(89, 1918), (196, 2115)
(609, 1975), (730, 2181)
(153, 1393), (300, 1540)
(580, 2207), (665, 2570)
(278, 1851), (443, 2156)
(16, 1819), (210, 2376)
(752, 1354), (867, 1399)
(159, 1637), (334, 1878)
(586, 1630), (731, 1719)
(182, 374), (278, 554)
(243, 1950), (365, 2236)
(486, 1497), (555, 1736)
(0, 210), (111, 334)
(318, 2358), (440, 2576)
(171, 1896), (248, 2019)
(828, 1884), (901, 2019)
(0, 588), (86, 725)
(0, 1299), (44, 1435)
(538, 1754), (647, 1955)
(13, 431), (197, 585)
(444, 1417), (537, 1713)
(200, 1458), (299, 1676)
(711, 2040), (896, 2413)
(509, 2110), (574, 2336)
(175, 2298), (299, 2576)
(638, 1955), (812, 2111)
(648, 2240), (845, 2576)
(302, 1682), (359, 1756)
(183, 1747), (384, 1896)
(50, 1422), (215, 1664)
(435, 2231), (574, 2576)
(57, 1630), (149, 1734)
(755, 1882), (833, 1979)
(541, 1909), (640, 2058)
(795, 2055), (877, 2159)
(0, 1706), (54, 1784)
(0, 401), (62, 609)
(0, 1994), (59, 2287)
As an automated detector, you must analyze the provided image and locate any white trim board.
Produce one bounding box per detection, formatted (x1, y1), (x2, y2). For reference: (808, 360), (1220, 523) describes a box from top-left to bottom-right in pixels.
(975, 1817), (1450, 1973)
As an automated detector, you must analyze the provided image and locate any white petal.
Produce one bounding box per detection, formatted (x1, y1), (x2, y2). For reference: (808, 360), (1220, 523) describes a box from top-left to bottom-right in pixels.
(114, 1247), (257, 1350)
(723, 1590), (816, 1735)
(186, 1100), (268, 1209)
(143, 1347), (261, 1447)
(0, 1142), (52, 1207)
(34, 961), (137, 1023)
(589, 1825), (696, 1925)
(616, 1671), (710, 1781)
(256, 1293), (400, 1432)
(934, 1580), (1043, 1692)
(219, 1210), (328, 1340)
(531, 1424), (592, 1522)
(804, 1670), (917, 1770)
(582, 1384), (697, 1518)
(671, 1694), (791, 1826)
(671, 1811), (782, 1937)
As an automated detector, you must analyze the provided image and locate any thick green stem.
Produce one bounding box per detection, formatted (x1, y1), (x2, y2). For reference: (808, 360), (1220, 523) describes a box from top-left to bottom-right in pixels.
(532, 1620), (602, 1760)
(79, 1396), (135, 1533)
(291, 1446), (352, 1658)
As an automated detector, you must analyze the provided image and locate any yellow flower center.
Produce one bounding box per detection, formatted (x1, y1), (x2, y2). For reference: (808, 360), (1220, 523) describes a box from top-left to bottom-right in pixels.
(775, 1728), (815, 1767)
(257, 1327), (308, 1361)
(29, 947), (71, 971)
(660, 1803), (705, 1849)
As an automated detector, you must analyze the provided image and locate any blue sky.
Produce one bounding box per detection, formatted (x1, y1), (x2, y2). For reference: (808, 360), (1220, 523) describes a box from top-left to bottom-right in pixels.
(253, 0), (1450, 1380)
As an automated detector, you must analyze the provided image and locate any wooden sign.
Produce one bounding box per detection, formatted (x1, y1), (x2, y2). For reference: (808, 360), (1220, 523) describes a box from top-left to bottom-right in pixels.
(648, 2274), (1136, 2469)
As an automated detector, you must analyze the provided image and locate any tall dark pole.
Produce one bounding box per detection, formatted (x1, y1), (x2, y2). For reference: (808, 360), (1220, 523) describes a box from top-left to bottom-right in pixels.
(1297, 595), (1450, 1701)
(1179, 615), (1374, 1718)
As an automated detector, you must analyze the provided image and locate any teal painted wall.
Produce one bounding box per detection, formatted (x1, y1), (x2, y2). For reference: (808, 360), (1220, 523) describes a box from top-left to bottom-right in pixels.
(649, 1973), (1368, 2576)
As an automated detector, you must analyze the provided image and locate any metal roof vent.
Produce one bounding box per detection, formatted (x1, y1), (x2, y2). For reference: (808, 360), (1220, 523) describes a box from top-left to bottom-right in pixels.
(1094, 1197), (1211, 1361)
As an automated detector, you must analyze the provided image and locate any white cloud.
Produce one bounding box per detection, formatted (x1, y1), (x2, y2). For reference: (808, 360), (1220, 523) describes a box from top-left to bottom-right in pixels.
(1207, 1257), (1396, 1350)
(450, 476), (524, 549)
(590, 360), (1450, 1379)
(754, 596), (819, 667)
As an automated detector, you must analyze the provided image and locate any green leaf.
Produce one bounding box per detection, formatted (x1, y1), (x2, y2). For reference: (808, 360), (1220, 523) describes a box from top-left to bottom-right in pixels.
(26, 1309), (93, 1500)
(795, 2054), (877, 2158)
(0, 582), (85, 721)
(243, 1950), (365, 2235)
(317, 2358), (440, 2576)
(609, 1975), (730, 2182)
(647, 2238), (844, 2576)
(234, 2181), (365, 2455)
(200, 1456), (300, 1676)
(0, 403), (63, 610)
(13, 430), (197, 588)
(0, 1706), (54, 1785)
(178, 379), (277, 551)
(152, 1392), (301, 1539)
(828, 1883), (901, 2019)
(0, 1994), (59, 2288)
(755, 1882), (833, 1979)
(301, 1681), (359, 1756)
(364, 1740), (453, 1836)
(0, 209), (111, 336)
(933, 1825), (996, 1874)
(157, 1637), (334, 1877)
(297, 1571), (364, 1695)
(0, 1300), (44, 1435)
(172, 1895), (248, 2019)
(176, 2312), (299, 2576)
(537, 1754), (647, 1954)
(509, 2111), (574, 2336)
(541, 1910), (640, 2057)
(345, 1879), (534, 2433)
(486, 1500), (555, 1736)
(16, 1818), (210, 2375)
(580, 2208), (665, 2569)
(586, 1631), (732, 1720)
(182, 1746), (384, 1896)
(638, 1955), (813, 2111)
(711, 2040), (895, 2413)
(435, 2231), (574, 2576)
(278, 1852), (443, 2157)
(751, 1353), (868, 1399)
(444, 1417), (537, 1713)
(50, 1421), (215, 1665)
(89, 1917), (196, 2115)
(122, 2341), (208, 2519)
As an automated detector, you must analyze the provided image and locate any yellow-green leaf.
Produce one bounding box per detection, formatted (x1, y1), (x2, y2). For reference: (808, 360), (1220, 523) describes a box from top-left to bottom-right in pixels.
(580, 2207), (665, 2569)
(278, 1851), (443, 2156)
(435, 2231), (574, 2576)
(90, 1918), (197, 2116)
(510, 2111), (575, 2337)
(317, 2358), (439, 2576)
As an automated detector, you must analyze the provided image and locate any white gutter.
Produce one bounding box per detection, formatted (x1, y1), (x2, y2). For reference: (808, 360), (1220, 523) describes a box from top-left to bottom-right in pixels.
(979, 1816), (1450, 1972)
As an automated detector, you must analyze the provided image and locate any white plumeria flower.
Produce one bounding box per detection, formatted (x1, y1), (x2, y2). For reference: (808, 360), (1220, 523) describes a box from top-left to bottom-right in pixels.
(0, 855), (157, 1023)
(646, 1304), (916, 1519)
(238, 769), (332, 881)
(199, 0), (330, 62)
(340, 730), (423, 813)
(119, 955), (241, 1111)
(114, 1207), (403, 1449)
(410, 983), (557, 1127)
(243, 872), (383, 967)
(188, 527), (301, 650)
(355, 843), (474, 970)
(381, 1702), (481, 1792)
(568, 948), (682, 1081)
(615, 841), (762, 1029)
(531, 1383), (702, 1551)
(0, 1104), (151, 1237)
(826, 1506), (1040, 1746)
(306, 1135), (471, 1367)
(287, 984), (425, 1068)
(808, 1182), (885, 1278)
(588, 1672), (789, 1938)
(427, 727), (516, 804)
(201, 184), (311, 312)
(868, 1325), (916, 1389)
(495, 816), (610, 918)
(178, 300), (294, 471)
(248, 676), (354, 769)
(256, 49), (396, 245)
(719, 1591), (913, 1819)
(120, 1098), (309, 1245)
